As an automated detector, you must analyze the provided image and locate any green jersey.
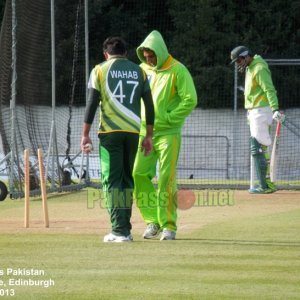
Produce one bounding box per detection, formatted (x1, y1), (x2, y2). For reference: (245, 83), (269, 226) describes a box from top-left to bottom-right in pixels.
(88, 58), (151, 134)
(245, 55), (279, 111)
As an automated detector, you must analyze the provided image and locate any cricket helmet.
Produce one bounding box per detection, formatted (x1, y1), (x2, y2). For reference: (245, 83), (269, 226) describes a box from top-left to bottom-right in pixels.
(230, 46), (251, 64)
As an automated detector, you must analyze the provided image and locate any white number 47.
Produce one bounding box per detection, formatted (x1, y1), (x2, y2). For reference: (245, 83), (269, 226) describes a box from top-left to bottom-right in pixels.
(112, 80), (139, 104)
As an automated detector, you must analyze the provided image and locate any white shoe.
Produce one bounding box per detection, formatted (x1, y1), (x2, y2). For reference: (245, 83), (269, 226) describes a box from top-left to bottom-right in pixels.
(143, 223), (161, 239)
(160, 230), (176, 241)
(103, 233), (133, 243)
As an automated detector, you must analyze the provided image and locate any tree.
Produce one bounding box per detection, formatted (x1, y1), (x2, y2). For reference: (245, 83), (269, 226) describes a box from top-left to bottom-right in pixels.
(1, 0), (299, 108)
(166, 0), (300, 108)
(0, 0), (5, 23)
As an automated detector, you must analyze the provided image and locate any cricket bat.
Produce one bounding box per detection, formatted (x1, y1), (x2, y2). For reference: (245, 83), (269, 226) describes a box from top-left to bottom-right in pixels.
(270, 121), (282, 182)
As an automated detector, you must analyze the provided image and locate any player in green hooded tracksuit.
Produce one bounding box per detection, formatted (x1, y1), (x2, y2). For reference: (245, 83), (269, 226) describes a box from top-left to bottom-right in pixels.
(230, 45), (285, 194)
(133, 31), (197, 240)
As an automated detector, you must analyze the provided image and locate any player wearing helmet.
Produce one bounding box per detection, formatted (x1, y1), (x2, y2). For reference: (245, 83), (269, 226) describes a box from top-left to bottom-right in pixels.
(230, 46), (285, 193)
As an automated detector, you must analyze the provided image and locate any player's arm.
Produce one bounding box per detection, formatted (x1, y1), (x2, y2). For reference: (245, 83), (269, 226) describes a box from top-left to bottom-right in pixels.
(256, 68), (285, 122)
(256, 68), (279, 112)
(84, 88), (100, 125)
(166, 67), (197, 126)
(141, 89), (154, 156)
(142, 90), (154, 127)
(81, 87), (100, 153)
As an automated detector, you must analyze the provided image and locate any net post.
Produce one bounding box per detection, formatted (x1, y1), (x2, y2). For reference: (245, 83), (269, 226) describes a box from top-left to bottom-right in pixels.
(9, 0), (17, 195)
(38, 149), (49, 228)
(24, 149), (30, 228)
(45, 0), (60, 189)
(232, 63), (238, 180)
(84, 0), (90, 184)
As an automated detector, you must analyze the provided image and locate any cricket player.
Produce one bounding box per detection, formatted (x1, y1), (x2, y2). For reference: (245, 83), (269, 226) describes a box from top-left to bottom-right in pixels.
(133, 30), (197, 240)
(230, 45), (285, 193)
(81, 37), (154, 242)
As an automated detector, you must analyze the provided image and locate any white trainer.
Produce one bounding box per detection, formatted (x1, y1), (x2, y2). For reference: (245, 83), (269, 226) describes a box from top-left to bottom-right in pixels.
(143, 223), (161, 239)
(103, 233), (133, 243)
(160, 230), (176, 241)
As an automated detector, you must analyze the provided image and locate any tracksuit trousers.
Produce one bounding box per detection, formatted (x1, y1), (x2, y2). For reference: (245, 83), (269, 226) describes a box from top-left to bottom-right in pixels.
(99, 132), (139, 237)
(133, 133), (181, 232)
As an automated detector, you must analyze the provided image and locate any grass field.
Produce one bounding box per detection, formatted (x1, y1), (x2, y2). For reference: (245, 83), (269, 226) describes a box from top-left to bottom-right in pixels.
(0, 189), (300, 299)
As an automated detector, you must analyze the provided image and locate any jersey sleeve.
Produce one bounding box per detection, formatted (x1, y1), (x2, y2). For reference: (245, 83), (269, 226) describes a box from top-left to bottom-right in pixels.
(166, 65), (197, 126)
(84, 67), (101, 124)
(142, 90), (154, 125)
(88, 66), (102, 91)
(84, 88), (100, 124)
(140, 68), (154, 125)
(256, 68), (279, 111)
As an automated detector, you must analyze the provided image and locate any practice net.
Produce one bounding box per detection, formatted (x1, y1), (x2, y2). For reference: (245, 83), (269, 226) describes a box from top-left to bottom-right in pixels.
(0, 1), (299, 200)
(0, 0), (94, 198)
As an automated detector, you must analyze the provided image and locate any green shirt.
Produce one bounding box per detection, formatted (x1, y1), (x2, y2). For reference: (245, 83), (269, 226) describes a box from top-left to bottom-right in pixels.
(88, 57), (152, 134)
(245, 55), (279, 111)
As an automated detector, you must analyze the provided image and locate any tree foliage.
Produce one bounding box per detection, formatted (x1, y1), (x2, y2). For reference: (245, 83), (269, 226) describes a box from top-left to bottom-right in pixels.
(0, 0), (5, 20)
(166, 0), (300, 108)
(1, 0), (299, 108)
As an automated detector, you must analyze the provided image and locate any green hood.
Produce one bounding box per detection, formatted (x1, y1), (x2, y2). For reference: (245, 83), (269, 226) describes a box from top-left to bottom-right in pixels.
(136, 30), (169, 69)
(249, 54), (268, 70)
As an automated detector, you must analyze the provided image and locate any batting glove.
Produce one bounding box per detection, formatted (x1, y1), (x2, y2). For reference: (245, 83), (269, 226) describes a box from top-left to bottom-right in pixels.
(272, 111), (285, 124)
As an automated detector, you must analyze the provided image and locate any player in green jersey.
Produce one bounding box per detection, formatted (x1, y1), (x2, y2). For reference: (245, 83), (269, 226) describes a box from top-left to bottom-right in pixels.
(133, 30), (197, 240)
(230, 45), (285, 194)
(81, 37), (154, 242)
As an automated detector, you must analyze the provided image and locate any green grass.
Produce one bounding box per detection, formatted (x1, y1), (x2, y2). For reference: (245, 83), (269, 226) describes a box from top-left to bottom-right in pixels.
(1, 233), (299, 300)
(0, 190), (300, 299)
